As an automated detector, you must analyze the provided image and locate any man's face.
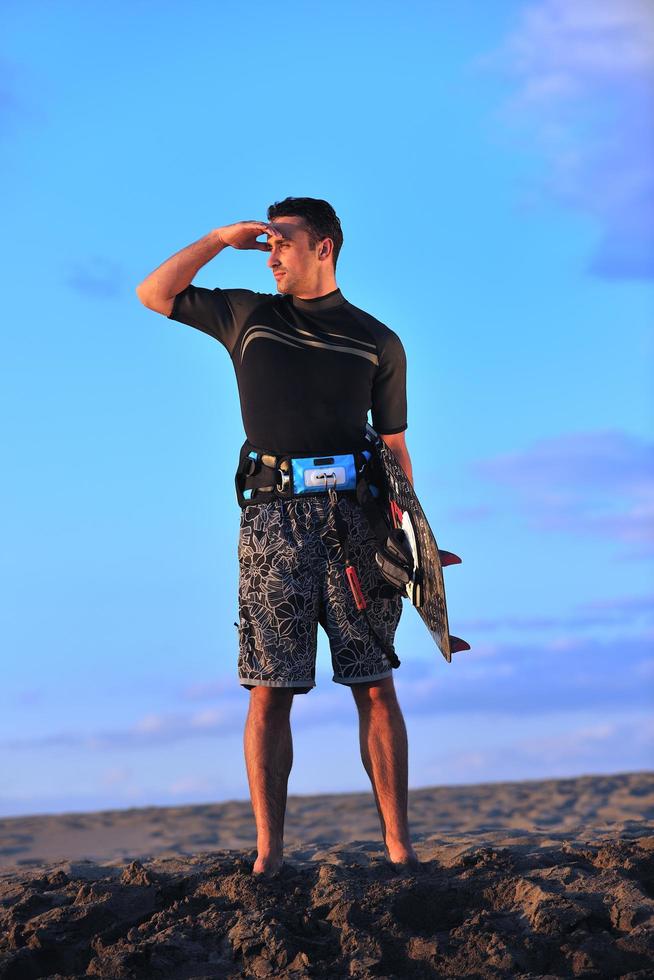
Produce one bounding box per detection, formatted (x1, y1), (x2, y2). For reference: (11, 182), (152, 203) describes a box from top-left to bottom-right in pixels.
(265, 215), (322, 295)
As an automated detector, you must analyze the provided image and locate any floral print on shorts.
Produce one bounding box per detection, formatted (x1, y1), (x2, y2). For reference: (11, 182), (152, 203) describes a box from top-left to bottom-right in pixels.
(236, 494), (402, 691)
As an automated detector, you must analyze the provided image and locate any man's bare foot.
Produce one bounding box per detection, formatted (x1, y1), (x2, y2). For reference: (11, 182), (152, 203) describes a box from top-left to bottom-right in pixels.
(385, 841), (421, 870)
(253, 851), (284, 877)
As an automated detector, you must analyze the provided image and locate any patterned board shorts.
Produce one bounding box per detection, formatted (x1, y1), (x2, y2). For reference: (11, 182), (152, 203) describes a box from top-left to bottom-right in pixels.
(236, 494), (403, 692)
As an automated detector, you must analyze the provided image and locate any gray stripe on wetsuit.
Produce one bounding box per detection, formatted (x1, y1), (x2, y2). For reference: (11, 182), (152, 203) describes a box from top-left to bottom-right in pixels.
(240, 324), (380, 365)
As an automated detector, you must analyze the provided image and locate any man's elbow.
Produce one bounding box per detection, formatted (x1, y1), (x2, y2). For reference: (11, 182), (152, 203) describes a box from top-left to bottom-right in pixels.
(380, 431), (408, 454)
(135, 282), (151, 306)
(135, 284), (173, 316)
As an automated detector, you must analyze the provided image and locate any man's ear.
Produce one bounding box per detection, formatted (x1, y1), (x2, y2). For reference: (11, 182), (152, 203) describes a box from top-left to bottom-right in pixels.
(319, 238), (333, 261)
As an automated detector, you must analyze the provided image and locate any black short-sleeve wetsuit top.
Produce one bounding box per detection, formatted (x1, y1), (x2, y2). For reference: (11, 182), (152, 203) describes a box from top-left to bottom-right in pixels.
(168, 285), (407, 457)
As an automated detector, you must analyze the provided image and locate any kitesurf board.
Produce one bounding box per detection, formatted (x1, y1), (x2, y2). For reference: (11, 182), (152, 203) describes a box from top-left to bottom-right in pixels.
(365, 424), (470, 663)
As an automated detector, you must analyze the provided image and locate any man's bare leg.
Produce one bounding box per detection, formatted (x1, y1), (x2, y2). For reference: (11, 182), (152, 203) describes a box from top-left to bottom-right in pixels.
(351, 676), (419, 866)
(243, 686), (295, 875)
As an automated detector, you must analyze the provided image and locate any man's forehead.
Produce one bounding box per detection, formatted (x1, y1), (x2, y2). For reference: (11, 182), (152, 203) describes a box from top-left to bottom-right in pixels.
(267, 216), (309, 241)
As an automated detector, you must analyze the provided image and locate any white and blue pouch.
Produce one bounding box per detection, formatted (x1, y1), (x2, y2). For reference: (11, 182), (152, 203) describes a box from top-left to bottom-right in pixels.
(291, 453), (362, 494)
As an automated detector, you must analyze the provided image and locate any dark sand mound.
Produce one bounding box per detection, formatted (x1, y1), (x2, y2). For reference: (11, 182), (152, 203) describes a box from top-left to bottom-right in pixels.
(1, 827), (653, 979)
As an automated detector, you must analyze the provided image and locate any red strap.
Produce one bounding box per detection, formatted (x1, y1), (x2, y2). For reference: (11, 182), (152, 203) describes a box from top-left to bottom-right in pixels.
(345, 564), (367, 611)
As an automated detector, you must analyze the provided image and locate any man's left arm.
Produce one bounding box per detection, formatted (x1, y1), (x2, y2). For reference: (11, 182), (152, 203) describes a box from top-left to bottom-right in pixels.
(381, 431), (413, 487)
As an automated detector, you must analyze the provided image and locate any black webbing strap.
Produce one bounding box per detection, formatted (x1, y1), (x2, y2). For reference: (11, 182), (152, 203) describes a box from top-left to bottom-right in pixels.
(235, 449), (278, 507)
(326, 485), (401, 670)
(356, 474), (391, 543)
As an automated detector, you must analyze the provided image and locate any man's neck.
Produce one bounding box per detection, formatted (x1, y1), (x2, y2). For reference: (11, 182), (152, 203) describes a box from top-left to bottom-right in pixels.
(293, 275), (338, 300)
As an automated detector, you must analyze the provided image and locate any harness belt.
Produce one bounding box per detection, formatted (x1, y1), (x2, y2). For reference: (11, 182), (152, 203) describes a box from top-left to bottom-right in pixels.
(235, 438), (415, 671)
(235, 443), (367, 504)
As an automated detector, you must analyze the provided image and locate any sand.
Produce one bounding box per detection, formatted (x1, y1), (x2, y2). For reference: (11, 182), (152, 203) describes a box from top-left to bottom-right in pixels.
(0, 771), (652, 978)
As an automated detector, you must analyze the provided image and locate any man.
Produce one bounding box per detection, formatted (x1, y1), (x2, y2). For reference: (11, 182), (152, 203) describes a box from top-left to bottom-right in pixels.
(136, 198), (418, 875)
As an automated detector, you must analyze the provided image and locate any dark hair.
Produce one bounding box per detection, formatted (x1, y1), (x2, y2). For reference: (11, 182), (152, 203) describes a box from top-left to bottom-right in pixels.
(267, 197), (343, 269)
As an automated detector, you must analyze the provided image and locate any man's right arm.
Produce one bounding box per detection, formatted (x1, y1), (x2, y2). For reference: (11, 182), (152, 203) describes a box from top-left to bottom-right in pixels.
(135, 221), (277, 316)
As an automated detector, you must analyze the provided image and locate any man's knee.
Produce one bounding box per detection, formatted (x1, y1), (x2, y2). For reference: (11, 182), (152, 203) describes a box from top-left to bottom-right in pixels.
(248, 686), (295, 717)
(351, 676), (398, 713)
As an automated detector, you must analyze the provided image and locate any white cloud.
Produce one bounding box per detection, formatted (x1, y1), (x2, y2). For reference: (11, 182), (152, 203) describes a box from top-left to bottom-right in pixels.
(190, 708), (226, 729)
(181, 678), (235, 701)
(414, 710), (653, 787)
(3, 624), (652, 754)
(134, 713), (166, 734)
(504, 1), (654, 83)
(503, 715), (652, 775)
(168, 775), (215, 796)
(485, 0), (654, 279)
(459, 593), (654, 633)
(472, 429), (654, 557)
(101, 766), (131, 787)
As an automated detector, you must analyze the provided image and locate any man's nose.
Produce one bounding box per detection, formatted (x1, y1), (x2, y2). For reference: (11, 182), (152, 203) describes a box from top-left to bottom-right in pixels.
(267, 249), (279, 268)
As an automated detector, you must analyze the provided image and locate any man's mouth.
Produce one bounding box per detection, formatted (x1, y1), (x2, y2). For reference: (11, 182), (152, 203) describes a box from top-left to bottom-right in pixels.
(273, 270), (285, 278)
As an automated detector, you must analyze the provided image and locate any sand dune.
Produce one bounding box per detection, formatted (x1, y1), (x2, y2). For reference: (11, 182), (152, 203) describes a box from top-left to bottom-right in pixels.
(0, 771), (652, 978)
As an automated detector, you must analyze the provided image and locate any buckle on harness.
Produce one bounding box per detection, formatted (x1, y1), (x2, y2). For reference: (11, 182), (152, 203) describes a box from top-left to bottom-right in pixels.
(277, 460), (291, 493)
(244, 452), (258, 477)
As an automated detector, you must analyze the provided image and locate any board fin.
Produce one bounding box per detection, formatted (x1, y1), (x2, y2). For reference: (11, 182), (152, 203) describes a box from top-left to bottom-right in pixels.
(449, 635), (471, 653)
(439, 550), (462, 566)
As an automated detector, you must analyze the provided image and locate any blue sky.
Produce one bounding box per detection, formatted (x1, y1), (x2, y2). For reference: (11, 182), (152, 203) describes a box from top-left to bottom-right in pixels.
(2, 0), (653, 817)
